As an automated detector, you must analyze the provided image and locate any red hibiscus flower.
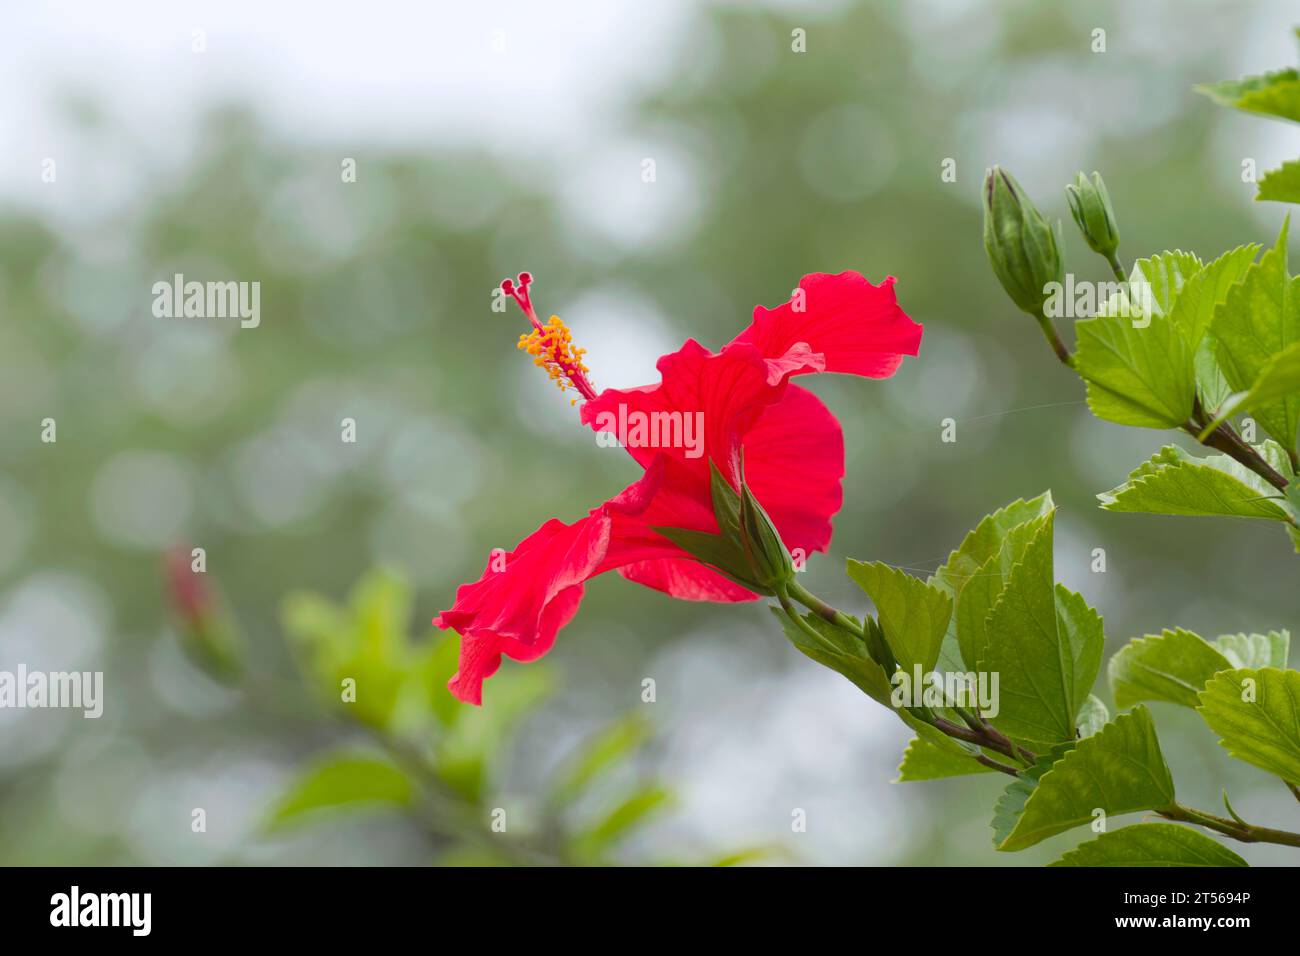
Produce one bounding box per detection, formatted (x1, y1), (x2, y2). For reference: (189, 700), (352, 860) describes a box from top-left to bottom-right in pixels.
(434, 271), (922, 704)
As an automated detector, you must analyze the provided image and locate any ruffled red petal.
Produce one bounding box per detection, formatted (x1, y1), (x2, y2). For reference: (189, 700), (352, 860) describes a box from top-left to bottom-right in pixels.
(731, 271), (921, 378)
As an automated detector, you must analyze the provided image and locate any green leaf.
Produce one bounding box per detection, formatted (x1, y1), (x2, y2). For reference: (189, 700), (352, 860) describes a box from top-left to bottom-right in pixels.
(1209, 218), (1300, 451)
(436, 666), (552, 802)
(1167, 245), (1259, 414)
(976, 515), (1103, 746)
(1263, 438), (1298, 481)
(1171, 246), (1259, 345)
(282, 569), (425, 730)
(846, 560), (952, 676)
(1107, 628), (1232, 709)
(1074, 252), (1202, 429)
(704, 846), (785, 867)
(999, 706), (1175, 851)
(1055, 584), (1106, 720)
(1077, 694), (1109, 738)
(930, 495), (1054, 675)
(990, 746), (1072, 847)
(1050, 824), (1248, 867)
(1098, 445), (1292, 521)
(1196, 344), (1236, 420)
(931, 493), (1055, 598)
(1133, 251), (1205, 313)
(571, 785), (672, 860)
(263, 753), (414, 833)
(1197, 668), (1300, 785)
(551, 714), (651, 805)
(955, 510), (1053, 676)
(1198, 69), (1300, 123)
(895, 735), (994, 782)
(1259, 159), (1300, 204)
(1201, 340), (1300, 443)
(422, 633), (465, 728)
(772, 607), (894, 707)
(1213, 630), (1290, 669)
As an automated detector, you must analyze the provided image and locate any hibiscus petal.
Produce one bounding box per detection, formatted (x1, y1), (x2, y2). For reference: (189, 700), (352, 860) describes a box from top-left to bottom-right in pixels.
(731, 271), (922, 378)
(445, 583), (586, 705)
(617, 558), (758, 602)
(581, 338), (813, 484)
(435, 456), (720, 703)
(742, 382), (845, 556)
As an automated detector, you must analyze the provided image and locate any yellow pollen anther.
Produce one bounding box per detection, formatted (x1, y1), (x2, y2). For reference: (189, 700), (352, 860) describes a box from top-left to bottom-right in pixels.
(516, 315), (593, 396)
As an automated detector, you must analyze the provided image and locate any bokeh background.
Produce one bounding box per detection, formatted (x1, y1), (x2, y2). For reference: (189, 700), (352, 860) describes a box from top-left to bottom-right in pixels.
(1, 0), (1298, 865)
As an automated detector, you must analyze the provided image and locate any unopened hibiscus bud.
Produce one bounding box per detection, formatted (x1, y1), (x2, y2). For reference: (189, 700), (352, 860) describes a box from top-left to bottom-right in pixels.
(982, 166), (1063, 317)
(1065, 171), (1120, 260)
(165, 549), (244, 684)
(738, 482), (795, 592)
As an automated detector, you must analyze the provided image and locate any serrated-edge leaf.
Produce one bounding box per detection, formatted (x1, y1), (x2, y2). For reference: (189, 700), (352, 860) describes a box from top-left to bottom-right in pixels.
(1197, 69), (1300, 123)
(1170, 245), (1259, 414)
(1075, 252), (1203, 428)
(1209, 218), (1300, 452)
(847, 560), (952, 676)
(1055, 584), (1106, 720)
(895, 735), (994, 782)
(1200, 339), (1300, 440)
(1049, 823), (1248, 867)
(956, 510), (1054, 676)
(979, 515), (1081, 745)
(1077, 693), (1109, 738)
(1197, 667), (1300, 785)
(1259, 159), (1300, 204)
(999, 706), (1175, 851)
(1213, 630), (1290, 670)
(990, 744), (1073, 847)
(1107, 628), (1232, 709)
(931, 493), (1054, 598)
(1098, 445), (1291, 521)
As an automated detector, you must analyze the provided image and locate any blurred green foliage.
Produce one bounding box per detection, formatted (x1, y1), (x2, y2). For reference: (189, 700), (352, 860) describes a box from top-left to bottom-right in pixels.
(268, 569), (698, 865)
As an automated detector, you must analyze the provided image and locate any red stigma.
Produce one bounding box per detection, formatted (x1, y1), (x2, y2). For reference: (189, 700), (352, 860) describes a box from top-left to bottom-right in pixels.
(501, 272), (539, 327)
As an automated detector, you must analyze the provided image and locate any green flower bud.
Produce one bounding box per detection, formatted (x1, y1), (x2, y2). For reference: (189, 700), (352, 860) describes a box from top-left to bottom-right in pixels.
(166, 549), (245, 684)
(1065, 171), (1120, 259)
(982, 166), (1063, 317)
(738, 482), (795, 592)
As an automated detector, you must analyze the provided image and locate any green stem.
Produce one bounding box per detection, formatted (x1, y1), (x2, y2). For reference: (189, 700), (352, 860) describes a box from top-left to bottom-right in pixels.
(784, 581), (1033, 769)
(1105, 252), (1127, 284)
(1159, 802), (1300, 849)
(786, 580), (864, 638)
(1033, 312), (1074, 367)
(1186, 401), (1289, 492)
